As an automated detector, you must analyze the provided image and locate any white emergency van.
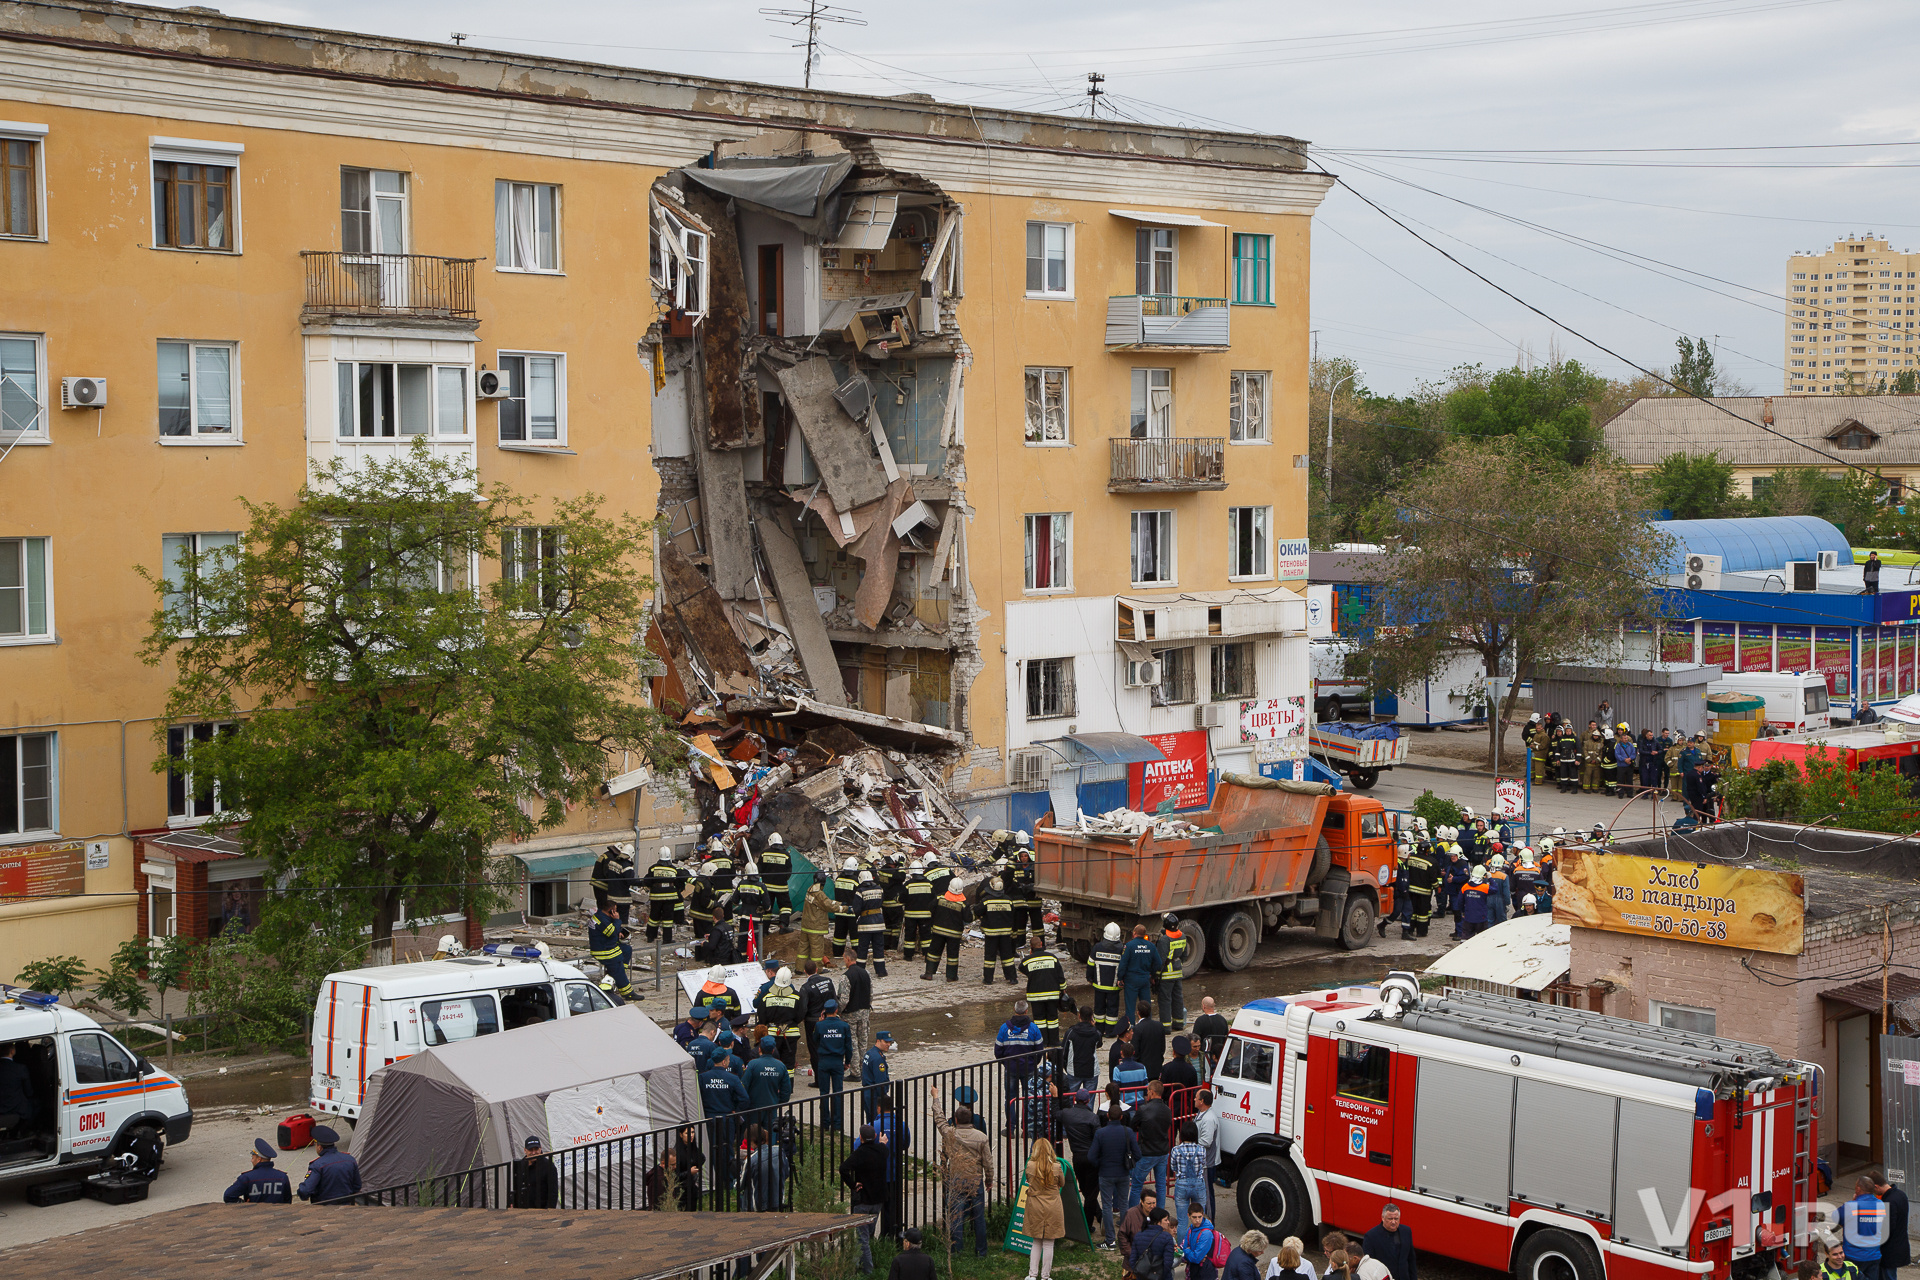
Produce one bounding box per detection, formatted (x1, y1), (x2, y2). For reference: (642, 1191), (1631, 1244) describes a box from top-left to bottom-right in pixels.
(0, 987), (193, 1188)
(1707, 672), (1831, 733)
(309, 944), (615, 1120)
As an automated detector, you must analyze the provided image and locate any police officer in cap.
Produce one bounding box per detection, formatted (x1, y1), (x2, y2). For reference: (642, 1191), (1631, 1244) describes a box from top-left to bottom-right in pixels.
(224, 1137), (293, 1203)
(296, 1126), (361, 1202)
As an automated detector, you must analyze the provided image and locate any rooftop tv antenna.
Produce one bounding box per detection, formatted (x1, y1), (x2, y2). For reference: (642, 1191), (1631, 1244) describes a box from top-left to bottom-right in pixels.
(760, 1), (867, 89)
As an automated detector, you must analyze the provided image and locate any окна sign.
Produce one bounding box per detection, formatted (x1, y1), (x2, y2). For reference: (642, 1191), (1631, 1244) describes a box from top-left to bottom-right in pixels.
(1552, 849), (1806, 955)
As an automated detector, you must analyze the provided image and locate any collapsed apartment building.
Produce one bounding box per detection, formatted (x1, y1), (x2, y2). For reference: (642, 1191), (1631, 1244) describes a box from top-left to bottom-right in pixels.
(643, 148), (975, 771)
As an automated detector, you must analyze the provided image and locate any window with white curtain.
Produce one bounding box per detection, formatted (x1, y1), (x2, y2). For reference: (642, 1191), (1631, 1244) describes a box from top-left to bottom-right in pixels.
(494, 180), (560, 272)
(161, 532), (239, 634)
(1130, 368), (1173, 438)
(1024, 368), (1069, 444)
(1131, 510), (1175, 586)
(335, 363), (469, 438)
(157, 341), (237, 439)
(1229, 506), (1270, 579)
(1229, 370), (1268, 442)
(497, 353), (563, 444)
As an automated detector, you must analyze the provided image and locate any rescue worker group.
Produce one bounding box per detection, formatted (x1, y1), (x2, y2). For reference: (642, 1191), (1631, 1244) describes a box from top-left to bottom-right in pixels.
(1382, 811), (1572, 941)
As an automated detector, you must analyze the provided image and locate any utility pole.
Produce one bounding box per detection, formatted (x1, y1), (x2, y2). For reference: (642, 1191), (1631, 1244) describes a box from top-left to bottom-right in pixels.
(1085, 72), (1106, 117)
(760, 1), (866, 90)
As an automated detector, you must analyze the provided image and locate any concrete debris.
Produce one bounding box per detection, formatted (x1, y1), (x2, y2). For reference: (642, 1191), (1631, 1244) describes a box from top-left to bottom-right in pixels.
(1060, 807), (1214, 841)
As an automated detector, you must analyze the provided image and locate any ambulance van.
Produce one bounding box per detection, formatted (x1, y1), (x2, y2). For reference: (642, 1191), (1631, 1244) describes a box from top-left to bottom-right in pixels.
(309, 943), (614, 1121)
(0, 987), (193, 1187)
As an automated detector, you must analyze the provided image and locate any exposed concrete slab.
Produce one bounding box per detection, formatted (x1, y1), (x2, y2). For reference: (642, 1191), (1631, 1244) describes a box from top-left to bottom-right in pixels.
(680, 185), (763, 452)
(775, 359), (888, 513)
(658, 539), (755, 683)
(691, 428), (755, 600)
(754, 512), (848, 707)
(851, 479), (910, 630)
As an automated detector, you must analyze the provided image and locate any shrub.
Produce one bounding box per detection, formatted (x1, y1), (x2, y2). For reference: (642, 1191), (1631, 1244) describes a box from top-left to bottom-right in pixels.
(1409, 790), (1465, 830)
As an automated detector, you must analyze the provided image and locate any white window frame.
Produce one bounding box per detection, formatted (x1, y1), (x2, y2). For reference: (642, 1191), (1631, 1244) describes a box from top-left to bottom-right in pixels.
(166, 720), (236, 827)
(157, 340), (241, 444)
(341, 167), (409, 256)
(495, 352), (566, 447)
(1023, 513), (1072, 593)
(1649, 1000), (1716, 1036)
(661, 212), (709, 317)
(1024, 367), (1070, 445)
(1130, 509), (1176, 587)
(1024, 221), (1073, 298)
(1135, 226), (1177, 296)
(0, 122), (49, 243)
(502, 525), (568, 613)
(0, 730), (56, 842)
(1228, 506), (1271, 580)
(0, 331), (47, 443)
(1229, 370), (1269, 443)
(149, 136), (244, 254)
(1131, 368), (1173, 438)
(335, 361), (472, 440)
(494, 179), (561, 273)
(0, 536), (52, 645)
(161, 532), (240, 636)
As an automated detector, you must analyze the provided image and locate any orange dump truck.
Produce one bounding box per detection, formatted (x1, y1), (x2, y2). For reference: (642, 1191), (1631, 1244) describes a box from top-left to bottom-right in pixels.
(1034, 774), (1396, 976)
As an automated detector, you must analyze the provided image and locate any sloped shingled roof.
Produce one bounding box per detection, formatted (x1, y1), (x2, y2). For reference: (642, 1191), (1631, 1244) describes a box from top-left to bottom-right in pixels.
(1603, 395), (1920, 468)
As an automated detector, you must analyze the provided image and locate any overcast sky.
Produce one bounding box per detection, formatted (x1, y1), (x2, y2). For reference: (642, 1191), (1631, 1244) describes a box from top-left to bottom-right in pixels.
(171, 0), (1920, 397)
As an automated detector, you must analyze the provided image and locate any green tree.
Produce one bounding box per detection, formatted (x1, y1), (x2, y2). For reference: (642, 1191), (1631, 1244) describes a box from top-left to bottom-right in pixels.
(139, 443), (681, 963)
(93, 938), (154, 1020)
(1670, 336), (1717, 397)
(1724, 747), (1916, 832)
(1439, 359), (1611, 465)
(1361, 438), (1673, 766)
(1641, 451), (1742, 520)
(1893, 369), (1919, 395)
(1309, 356), (1445, 545)
(1750, 465), (1883, 536)
(14, 955), (90, 1002)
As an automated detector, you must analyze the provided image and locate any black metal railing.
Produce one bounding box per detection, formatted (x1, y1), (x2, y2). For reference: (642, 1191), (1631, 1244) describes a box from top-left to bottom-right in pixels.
(300, 251), (478, 319)
(1109, 437), (1226, 489)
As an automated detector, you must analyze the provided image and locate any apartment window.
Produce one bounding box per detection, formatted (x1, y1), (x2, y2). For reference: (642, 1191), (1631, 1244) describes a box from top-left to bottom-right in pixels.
(1025, 222), (1071, 296)
(1229, 370), (1268, 442)
(502, 526), (566, 611)
(1151, 646), (1196, 707)
(336, 362), (469, 438)
(161, 532), (239, 632)
(1024, 368), (1069, 444)
(1023, 513), (1070, 591)
(1135, 227), (1176, 295)
(1130, 368), (1173, 437)
(497, 353), (563, 444)
(1025, 657), (1075, 720)
(0, 333), (43, 438)
(0, 531), (52, 646)
(1231, 233), (1272, 305)
(0, 732), (53, 837)
(1131, 510), (1175, 585)
(341, 168), (408, 254)
(152, 156), (236, 251)
(1229, 506), (1271, 579)
(662, 213), (707, 317)
(157, 342), (236, 439)
(167, 721), (235, 822)
(1, 129), (43, 239)
(1210, 642), (1255, 701)
(1649, 1001), (1716, 1036)
(495, 180), (559, 272)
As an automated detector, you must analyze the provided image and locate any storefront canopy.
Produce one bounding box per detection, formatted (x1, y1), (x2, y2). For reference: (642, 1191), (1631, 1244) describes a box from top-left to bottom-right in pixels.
(1032, 733), (1168, 766)
(1425, 913), (1569, 993)
(513, 847), (599, 875)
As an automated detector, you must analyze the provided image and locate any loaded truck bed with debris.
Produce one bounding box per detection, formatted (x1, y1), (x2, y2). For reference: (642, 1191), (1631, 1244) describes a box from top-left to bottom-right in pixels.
(1033, 775), (1398, 974)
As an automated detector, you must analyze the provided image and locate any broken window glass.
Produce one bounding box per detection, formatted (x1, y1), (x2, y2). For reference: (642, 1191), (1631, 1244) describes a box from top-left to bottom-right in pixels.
(1024, 368), (1068, 443)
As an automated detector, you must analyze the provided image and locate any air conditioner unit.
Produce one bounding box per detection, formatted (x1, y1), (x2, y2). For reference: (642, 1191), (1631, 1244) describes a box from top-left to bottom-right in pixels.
(1818, 550), (1840, 572)
(1684, 551), (1722, 592)
(1124, 659), (1163, 689)
(1193, 703), (1225, 730)
(475, 369), (512, 400)
(1787, 560), (1819, 592)
(1009, 750), (1049, 790)
(60, 377), (107, 409)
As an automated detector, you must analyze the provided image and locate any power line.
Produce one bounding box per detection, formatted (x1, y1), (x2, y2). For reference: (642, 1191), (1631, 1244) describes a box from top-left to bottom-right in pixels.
(759, 2), (867, 89)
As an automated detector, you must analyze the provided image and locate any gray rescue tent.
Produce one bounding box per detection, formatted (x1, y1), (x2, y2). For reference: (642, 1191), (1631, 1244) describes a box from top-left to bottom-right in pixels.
(353, 1005), (700, 1194)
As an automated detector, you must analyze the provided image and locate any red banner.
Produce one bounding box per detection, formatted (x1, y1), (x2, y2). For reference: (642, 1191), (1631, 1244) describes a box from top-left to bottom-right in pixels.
(1777, 626), (1811, 673)
(1814, 627), (1851, 696)
(1659, 624), (1695, 663)
(1129, 729), (1210, 812)
(1738, 624), (1773, 673)
(1702, 623), (1736, 671)
(1902, 630), (1916, 697)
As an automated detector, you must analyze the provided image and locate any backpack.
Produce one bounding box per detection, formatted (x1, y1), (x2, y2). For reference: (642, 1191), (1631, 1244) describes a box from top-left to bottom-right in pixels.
(1137, 1241), (1165, 1280)
(1207, 1228), (1232, 1269)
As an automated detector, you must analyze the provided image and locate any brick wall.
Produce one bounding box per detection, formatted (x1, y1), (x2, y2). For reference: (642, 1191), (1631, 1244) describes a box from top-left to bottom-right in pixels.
(177, 862), (209, 941)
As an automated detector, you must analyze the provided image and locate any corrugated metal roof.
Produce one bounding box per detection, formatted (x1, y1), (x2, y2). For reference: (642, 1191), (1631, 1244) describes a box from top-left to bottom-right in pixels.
(1603, 394), (1920, 467)
(1653, 516), (1852, 573)
(1425, 913), (1569, 992)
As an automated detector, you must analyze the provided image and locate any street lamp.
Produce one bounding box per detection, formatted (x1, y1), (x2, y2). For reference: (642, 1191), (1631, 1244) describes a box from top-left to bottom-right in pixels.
(1325, 367), (1363, 497)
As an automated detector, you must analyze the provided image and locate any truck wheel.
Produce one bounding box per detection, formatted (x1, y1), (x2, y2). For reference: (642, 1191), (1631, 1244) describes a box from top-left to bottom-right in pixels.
(1512, 1228), (1602, 1280)
(1338, 894), (1378, 951)
(1210, 908), (1260, 971)
(1070, 938), (1091, 965)
(112, 1124), (163, 1180)
(1319, 697), (1345, 724)
(1236, 1156), (1308, 1239)
(1173, 916), (1208, 978)
(1346, 767), (1379, 791)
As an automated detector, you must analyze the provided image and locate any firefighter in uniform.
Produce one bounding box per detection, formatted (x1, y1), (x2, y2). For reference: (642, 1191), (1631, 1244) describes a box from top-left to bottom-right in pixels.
(1019, 934), (1065, 1047)
(925, 854), (955, 901)
(687, 863), (719, 943)
(758, 833), (793, 932)
(1525, 713), (1550, 783)
(1087, 921), (1124, 1035)
(981, 876), (1019, 984)
(704, 836), (737, 892)
(643, 846), (686, 943)
(588, 899), (633, 998)
(1582, 723), (1605, 794)
(881, 855), (907, 955)
(732, 863), (770, 954)
(1156, 914), (1189, 1031)
(1403, 840), (1438, 938)
(901, 859), (934, 961)
(800, 881), (833, 969)
(1554, 719), (1580, 792)
(854, 869), (889, 975)
(922, 884), (971, 982)
(830, 859), (860, 961)
(1598, 724), (1619, 796)
(1010, 834), (1042, 933)
(754, 965), (804, 1069)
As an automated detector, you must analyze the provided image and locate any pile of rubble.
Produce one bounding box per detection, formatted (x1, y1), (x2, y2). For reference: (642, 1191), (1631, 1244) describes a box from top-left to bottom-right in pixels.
(1043, 806), (1215, 843)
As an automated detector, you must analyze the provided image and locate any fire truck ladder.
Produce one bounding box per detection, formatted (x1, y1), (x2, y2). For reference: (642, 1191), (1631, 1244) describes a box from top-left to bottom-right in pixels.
(1788, 1064), (1823, 1254)
(1397, 988), (1807, 1094)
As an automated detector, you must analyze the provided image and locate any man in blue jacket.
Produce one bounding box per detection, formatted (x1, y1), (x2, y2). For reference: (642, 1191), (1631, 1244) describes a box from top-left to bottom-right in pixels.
(1090, 1106), (1142, 1249)
(814, 999), (853, 1129)
(1118, 925), (1159, 1033)
(861, 1030), (895, 1123)
(744, 1036), (792, 1115)
(1842, 1174), (1889, 1280)
(225, 1138), (293, 1204)
(701, 1052), (751, 1190)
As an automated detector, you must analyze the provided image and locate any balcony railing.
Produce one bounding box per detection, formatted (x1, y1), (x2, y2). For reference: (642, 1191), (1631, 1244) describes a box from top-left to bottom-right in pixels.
(301, 251), (478, 321)
(1106, 294), (1230, 350)
(1109, 436), (1226, 492)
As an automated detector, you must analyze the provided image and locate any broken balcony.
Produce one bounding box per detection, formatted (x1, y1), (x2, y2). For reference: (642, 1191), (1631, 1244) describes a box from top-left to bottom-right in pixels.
(1105, 295), (1229, 351)
(300, 251), (479, 324)
(1109, 437), (1226, 493)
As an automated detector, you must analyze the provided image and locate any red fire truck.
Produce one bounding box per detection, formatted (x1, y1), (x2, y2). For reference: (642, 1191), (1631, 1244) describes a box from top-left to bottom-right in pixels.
(1212, 976), (1820, 1280)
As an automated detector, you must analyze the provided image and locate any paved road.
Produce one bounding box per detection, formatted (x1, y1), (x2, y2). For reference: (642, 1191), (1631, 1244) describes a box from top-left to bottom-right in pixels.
(1364, 759), (1682, 844)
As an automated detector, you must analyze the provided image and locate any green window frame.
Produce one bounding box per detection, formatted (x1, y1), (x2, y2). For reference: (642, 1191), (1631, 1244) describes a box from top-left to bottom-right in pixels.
(1232, 233), (1272, 306)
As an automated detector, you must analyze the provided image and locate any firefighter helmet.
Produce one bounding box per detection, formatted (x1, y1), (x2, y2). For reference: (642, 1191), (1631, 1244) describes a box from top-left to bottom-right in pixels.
(1103, 922), (1122, 942)
(1163, 913), (1180, 931)
(1469, 865), (1488, 884)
